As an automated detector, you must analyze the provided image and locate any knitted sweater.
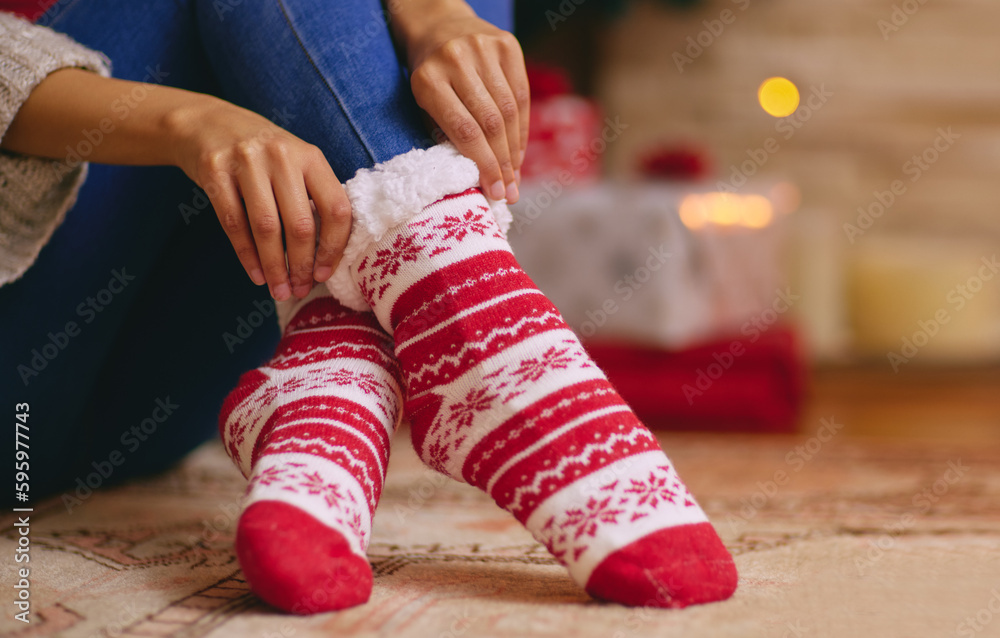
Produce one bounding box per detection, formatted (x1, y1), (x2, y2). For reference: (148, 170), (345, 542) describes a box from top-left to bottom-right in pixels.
(0, 11), (110, 286)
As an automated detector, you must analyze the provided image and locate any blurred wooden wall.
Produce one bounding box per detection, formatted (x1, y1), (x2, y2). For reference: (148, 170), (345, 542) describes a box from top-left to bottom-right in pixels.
(595, 0), (1000, 240)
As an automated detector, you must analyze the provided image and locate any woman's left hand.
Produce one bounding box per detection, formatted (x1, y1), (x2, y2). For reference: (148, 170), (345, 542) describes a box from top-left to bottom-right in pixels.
(398, 6), (530, 204)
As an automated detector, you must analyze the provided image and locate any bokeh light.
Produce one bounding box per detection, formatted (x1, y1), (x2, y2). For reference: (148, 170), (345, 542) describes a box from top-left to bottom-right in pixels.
(742, 195), (774, 228)
(679, 193), (776, 230)
(758, 77), (800, 118)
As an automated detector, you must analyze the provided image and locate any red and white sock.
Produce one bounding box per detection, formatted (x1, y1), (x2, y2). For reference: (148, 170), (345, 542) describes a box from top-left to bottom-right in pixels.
(219, 286), (402, 613)
(326, 144), (738, 608)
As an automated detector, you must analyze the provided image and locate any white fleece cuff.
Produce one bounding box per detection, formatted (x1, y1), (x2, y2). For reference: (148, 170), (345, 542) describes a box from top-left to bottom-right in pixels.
(325, 142), (512, 311)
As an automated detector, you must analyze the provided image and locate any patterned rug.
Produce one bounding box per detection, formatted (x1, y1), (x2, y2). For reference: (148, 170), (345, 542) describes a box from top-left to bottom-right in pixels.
(2, 423), (998, 638)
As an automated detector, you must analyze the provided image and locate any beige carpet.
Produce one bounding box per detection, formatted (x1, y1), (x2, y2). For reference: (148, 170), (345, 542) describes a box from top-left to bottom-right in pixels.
(2, 424), (998, 638)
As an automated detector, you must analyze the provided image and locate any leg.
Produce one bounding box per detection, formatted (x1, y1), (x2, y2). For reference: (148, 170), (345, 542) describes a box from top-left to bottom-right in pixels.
(194, 0), (513, 177)
(197, 0), (512, 613)
(195, 0), (430, 176)
(333, 144), (738, 608)
(219, 288), (402, 613)
(0, 0), (277, 506)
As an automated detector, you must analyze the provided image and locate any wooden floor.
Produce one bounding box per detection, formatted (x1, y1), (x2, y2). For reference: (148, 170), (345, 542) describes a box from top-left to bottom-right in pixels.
(799, 364), (1000, 443)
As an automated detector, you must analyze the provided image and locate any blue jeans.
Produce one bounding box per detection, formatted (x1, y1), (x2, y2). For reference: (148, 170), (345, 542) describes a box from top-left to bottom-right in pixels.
(0, 0), (512, 507)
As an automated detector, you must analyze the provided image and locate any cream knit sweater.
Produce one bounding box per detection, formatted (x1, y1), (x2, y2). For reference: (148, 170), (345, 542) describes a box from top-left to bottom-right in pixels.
(0, 12), (110, 287)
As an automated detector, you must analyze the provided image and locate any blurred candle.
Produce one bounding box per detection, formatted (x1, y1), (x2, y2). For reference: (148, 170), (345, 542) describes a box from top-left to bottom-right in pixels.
(848, 236), (1000, 362)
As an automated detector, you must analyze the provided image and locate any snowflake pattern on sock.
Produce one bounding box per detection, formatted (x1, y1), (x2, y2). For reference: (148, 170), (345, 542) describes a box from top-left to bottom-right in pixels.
(342, 185), (736, 607)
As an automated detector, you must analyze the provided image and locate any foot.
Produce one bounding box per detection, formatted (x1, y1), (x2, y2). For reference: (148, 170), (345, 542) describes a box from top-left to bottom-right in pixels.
(333, 147), (737, 608)
(219, 288), (402, 613)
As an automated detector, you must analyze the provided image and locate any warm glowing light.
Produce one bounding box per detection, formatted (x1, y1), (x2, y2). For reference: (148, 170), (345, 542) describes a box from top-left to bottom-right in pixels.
(708, 193), (741, 226)
(742, 194), (774, 228)
(679, 194), (709, 230)
(769, 181), (801, 214)
(679, 192), (778, 231)
(758, 77), (800, 118)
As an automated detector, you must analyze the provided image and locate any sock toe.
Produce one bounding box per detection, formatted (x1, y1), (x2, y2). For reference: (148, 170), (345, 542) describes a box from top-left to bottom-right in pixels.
(585, 522), (738, 609)
(236, 501), (373, 614)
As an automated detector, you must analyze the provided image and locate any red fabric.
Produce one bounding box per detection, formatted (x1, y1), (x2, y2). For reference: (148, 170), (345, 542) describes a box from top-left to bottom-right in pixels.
(1, 0), (57, 21)
(219, 295), (402, 613)
(584, 326), (807, 433)
(237, 501), (373, 614)
(354, 188), (737, 608)
(586, 522), (739, 608)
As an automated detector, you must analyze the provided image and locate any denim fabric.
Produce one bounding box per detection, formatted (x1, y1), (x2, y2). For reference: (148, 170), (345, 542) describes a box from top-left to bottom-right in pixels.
(0, 0), (512, 507)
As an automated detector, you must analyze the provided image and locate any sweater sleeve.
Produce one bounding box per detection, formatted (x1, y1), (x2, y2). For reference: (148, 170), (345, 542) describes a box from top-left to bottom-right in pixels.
(0, 12), (111, 287)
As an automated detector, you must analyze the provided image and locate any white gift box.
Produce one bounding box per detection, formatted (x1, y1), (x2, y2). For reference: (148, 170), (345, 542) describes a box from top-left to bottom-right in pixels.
(507, 181), (789, 348)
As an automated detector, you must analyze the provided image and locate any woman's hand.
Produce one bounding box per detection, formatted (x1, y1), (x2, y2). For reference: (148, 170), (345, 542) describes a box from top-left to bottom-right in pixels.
(168, 97), (352, 300)
(3, 69), (350, 301)
(394, 3), (530, 203)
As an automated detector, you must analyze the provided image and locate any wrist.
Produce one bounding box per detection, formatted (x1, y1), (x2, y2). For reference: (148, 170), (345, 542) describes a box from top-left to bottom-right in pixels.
(389, 0), (476, 65)
(161, 93), (227, 175)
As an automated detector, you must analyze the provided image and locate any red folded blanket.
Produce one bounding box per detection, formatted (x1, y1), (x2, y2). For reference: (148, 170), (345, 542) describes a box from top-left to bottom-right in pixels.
(583, 326), (807, 433)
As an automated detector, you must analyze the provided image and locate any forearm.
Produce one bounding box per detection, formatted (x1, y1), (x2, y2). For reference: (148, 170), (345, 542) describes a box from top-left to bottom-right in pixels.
(0, 68), (218, 168)
(387, 0), (476, 66)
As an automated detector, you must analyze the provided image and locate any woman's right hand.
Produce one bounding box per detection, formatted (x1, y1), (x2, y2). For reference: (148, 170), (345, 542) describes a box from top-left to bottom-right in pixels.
(168, 96), (352, 301)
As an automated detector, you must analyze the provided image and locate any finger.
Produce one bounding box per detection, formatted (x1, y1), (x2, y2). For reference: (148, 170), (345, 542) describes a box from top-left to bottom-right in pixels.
(272, 169), (316, 299)
(303, 149), (352, 283)
(479, 62), (521, 201)
(448, 73), (516, 201)
(412, 66), (501, 198)
(237, 167), (291, 301)
(499, 38), (530, 183)
(420, 84), (501, 200)
(206, 174), (265, 286)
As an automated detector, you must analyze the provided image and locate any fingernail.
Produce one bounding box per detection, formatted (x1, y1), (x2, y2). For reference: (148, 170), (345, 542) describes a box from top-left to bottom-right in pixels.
(314, 265), (332, 281)
(273, 283), (291, 301)
(489, 180), (506, 201)
(519, 149), (525, 164)
(505, 181), (519, 202)
(293, 284), (312, 298)
(250, 268), (265, 285)
(514, 169), (521, 184)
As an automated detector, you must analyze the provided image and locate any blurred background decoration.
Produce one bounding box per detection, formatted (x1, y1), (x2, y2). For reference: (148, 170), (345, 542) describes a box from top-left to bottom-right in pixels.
(509, 0), (1000, 434)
